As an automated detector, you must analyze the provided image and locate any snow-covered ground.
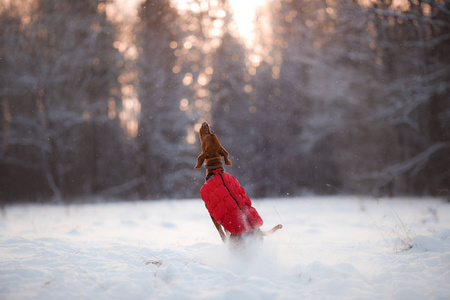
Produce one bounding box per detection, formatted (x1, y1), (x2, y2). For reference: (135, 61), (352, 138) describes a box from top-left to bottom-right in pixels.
(1, 197), (449, 300)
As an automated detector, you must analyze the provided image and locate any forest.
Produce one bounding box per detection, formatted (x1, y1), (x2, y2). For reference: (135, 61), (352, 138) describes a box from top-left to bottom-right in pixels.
(0, 0), (449, 203)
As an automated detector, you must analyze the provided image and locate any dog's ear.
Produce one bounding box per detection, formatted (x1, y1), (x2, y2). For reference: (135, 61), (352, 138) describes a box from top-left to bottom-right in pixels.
(194, 151), (207, 168)
(224, 158), (232, 166)
(220, 146), (232, 166)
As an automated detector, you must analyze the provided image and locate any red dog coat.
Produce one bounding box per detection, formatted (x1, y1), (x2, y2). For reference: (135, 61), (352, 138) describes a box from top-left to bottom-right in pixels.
(200, 169), (263, 234)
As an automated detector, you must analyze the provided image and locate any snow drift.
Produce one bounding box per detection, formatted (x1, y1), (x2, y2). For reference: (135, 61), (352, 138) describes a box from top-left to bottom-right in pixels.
(0, 197), (449, 299)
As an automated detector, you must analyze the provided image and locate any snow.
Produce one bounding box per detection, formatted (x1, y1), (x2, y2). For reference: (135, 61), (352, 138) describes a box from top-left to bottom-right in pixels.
(1, 197), (449, 300)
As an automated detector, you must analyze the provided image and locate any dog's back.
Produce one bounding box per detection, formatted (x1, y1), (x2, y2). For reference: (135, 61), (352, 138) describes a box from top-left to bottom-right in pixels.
(201, 169), (263, 235)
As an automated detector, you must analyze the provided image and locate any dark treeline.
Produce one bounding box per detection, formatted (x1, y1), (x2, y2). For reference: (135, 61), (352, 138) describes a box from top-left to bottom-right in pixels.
(0, 0), (449, 203)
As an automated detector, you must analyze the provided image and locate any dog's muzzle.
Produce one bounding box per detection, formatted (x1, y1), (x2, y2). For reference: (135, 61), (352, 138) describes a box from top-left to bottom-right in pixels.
(202, 122), (211, 134)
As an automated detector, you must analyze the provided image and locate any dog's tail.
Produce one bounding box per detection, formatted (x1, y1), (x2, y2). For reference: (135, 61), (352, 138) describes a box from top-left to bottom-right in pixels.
(261, 224), (283, 236)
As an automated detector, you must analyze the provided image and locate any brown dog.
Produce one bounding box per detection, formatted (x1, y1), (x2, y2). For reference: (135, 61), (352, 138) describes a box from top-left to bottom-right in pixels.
(195, 122), (282, 250)
(194, 122), (232, 173)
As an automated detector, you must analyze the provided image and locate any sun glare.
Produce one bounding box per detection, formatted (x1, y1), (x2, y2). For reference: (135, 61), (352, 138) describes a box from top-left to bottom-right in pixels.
(110, 0), (278, 141)
(107, 0), (144, 138)
(228, 0), (279, 81)
(357, 0), (410, 10)
(228, 0), (268, 48)
(169, 0), (279, 144)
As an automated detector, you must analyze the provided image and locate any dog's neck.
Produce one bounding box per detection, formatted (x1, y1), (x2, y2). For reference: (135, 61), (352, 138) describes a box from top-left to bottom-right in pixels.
(205, 167), (224, 181)
(205, 163), (223, 177)
(206, 163), (223, 170)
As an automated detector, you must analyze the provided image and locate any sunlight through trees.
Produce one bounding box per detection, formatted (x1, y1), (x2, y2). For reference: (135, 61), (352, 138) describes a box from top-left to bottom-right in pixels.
(1, 0), (449, 202)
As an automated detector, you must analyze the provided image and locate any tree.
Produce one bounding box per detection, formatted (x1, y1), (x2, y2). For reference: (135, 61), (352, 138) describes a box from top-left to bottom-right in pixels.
(0, 0), (125, 202)
(360, 0), (450, 196)
(136, 0), (199, 199)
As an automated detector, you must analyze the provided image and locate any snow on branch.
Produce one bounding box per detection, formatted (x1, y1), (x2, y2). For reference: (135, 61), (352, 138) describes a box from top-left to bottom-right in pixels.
(369, 8), (450, 28)
(382, 142), (450, 175)
(420, 0), (450, 16)
(358, 142), (450, 192)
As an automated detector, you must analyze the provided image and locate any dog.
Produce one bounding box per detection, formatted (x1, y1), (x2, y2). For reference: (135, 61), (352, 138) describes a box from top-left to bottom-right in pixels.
(195, 122), (282, 251)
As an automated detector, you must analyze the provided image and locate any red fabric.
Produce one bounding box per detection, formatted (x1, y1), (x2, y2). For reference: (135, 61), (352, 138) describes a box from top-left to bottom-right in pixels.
(200, 170), (263, 234)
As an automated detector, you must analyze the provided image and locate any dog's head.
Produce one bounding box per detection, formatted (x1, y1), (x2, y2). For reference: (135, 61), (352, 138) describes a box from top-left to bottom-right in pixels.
(198, 122), (220, 153)
(195, 121), (232, 169)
